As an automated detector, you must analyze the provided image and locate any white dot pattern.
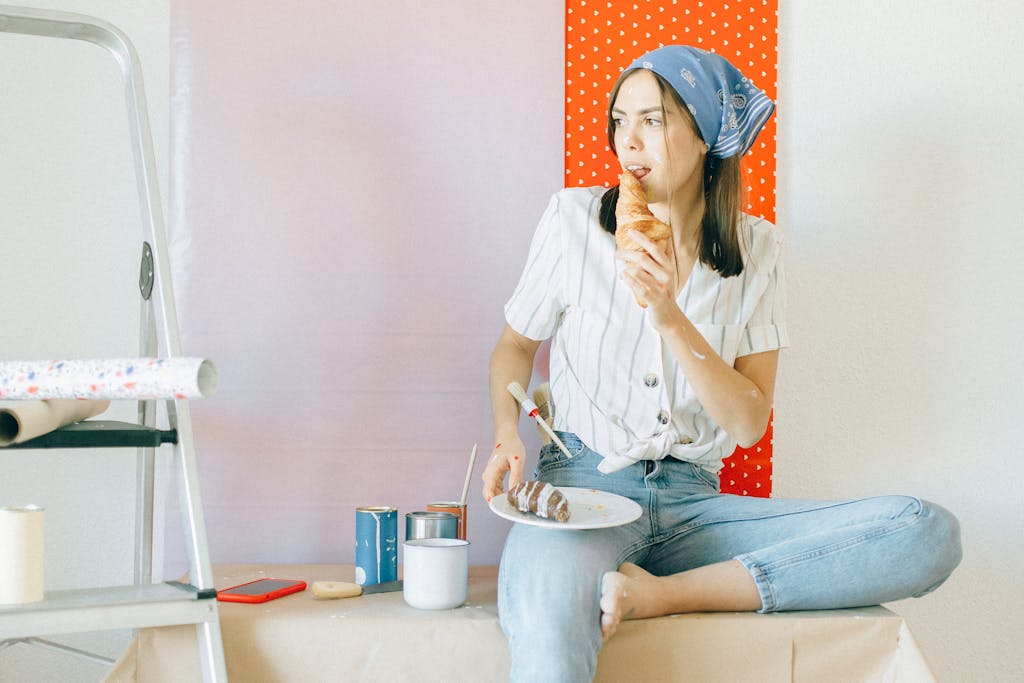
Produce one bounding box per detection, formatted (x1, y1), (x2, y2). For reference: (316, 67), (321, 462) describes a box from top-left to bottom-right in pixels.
(564, 0), (778, 223)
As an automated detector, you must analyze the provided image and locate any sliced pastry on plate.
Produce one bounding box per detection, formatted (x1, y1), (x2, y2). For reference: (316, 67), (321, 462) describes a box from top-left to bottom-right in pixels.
(507, 480), (570, 523)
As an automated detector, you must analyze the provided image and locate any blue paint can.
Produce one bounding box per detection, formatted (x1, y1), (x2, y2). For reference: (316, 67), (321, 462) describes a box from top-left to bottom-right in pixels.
(355, 506), (397, 586)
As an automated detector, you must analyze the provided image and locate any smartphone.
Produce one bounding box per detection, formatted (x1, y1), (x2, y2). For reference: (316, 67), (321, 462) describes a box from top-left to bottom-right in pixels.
(216, 578), (307, 603)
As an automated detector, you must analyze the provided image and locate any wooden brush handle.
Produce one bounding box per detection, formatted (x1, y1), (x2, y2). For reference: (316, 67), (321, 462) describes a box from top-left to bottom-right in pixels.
(310, 581), (363, 599)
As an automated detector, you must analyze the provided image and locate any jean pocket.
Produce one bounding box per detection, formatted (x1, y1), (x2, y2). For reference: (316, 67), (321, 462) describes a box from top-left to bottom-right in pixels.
(534, 431), (587, 477)
(687, 462), (722, 492)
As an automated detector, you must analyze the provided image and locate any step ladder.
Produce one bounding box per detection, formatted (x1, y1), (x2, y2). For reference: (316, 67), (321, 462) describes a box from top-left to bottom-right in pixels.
(0, 5), (227, 681)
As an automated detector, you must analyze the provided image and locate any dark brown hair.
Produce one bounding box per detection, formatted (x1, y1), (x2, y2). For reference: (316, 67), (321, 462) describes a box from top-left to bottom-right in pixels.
(598, 69), (745, 278)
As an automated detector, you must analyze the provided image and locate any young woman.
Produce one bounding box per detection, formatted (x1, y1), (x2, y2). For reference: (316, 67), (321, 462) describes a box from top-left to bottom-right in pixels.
(483, 46), (961, 682)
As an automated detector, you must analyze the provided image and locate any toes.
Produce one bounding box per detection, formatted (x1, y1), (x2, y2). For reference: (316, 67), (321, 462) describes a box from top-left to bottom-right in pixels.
(599, 574), (616, 612)
(600, 611), (617, 641)
(600, 571), (628, 641)
(599, 573), (619, 636)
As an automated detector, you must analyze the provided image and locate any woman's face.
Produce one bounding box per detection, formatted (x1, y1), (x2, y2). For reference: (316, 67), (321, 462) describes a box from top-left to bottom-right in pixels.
(611, 70), (707, 207)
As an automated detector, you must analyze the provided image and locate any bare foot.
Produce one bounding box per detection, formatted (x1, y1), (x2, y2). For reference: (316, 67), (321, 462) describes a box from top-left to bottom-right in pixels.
(599, 562), (662, 641)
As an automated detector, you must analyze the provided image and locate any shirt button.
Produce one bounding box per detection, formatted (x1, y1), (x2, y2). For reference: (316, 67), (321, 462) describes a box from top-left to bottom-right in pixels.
(657, 410), (670, 425)
(644, 373), (659, 388)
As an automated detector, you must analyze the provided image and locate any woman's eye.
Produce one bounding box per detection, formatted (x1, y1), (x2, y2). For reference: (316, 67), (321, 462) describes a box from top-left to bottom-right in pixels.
(644, 117), (662, 127)
(612, 118), (626, 127)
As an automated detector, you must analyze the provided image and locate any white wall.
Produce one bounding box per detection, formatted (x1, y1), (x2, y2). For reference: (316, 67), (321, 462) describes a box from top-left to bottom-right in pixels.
(0, 2), (168, 680)
(776, 1), (1024, 681)
(3, 1), (1022, 682)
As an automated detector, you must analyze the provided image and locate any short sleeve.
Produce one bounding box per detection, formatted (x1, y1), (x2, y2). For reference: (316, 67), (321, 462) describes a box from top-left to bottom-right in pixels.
(737, 226), (790, 357)
(503, 194), (565, 341)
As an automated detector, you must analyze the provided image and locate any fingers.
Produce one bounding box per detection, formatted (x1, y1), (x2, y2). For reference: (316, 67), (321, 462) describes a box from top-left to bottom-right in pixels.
(623, 229), (672, 269)
(619, 264), (663, 308)
(508, 451), (525, 491)
(619, 261), (664, 290)
(617, 240), (672, 290)
(481, 450), (509, 502)
(481, 436), (530, 502)
(618, 267), (647, 307)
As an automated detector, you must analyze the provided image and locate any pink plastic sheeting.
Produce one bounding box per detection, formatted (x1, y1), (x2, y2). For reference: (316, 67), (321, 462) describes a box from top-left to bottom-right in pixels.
(167, 1), (564, 572)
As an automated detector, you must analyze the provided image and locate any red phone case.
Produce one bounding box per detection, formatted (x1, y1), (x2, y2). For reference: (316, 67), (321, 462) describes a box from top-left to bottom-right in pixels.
(216, 578), (307, 603)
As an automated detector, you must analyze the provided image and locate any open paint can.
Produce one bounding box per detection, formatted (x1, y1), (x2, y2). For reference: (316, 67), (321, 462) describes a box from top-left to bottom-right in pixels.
(427, 501), (467, 540)
(355, 506), (397, 586)
(405, 511), (458, 541)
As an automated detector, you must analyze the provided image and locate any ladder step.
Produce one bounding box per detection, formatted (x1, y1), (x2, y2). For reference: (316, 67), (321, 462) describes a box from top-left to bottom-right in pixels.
(0, 582), (217, 640)
(3, 420), (178, 449)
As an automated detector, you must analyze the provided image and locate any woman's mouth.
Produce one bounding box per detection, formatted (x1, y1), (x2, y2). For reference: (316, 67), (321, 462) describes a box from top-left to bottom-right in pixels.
(625, 165), (650, 181)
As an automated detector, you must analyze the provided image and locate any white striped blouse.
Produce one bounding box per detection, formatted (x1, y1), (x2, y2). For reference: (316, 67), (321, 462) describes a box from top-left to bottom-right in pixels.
(504, 187), (790, 475)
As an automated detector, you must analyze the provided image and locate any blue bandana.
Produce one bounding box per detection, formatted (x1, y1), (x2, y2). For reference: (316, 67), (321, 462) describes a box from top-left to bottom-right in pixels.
(621, 46), (775, 159)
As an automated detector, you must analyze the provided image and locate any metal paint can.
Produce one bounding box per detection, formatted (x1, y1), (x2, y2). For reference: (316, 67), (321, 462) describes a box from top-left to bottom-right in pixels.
(405, 511), (458, 541)
(426, 501), (467, 540)
(355, 506), (397, 586)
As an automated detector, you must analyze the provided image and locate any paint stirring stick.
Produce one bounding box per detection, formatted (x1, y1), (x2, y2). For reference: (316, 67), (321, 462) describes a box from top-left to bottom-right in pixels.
(459, 443), (478, 507)
(506, 382), (574, 459)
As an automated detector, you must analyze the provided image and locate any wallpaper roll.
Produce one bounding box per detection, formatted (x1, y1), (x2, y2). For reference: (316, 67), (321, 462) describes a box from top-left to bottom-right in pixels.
(0, 358), (218, 401)
(0, 505), (45, 604)
(0, 399), (111, 447)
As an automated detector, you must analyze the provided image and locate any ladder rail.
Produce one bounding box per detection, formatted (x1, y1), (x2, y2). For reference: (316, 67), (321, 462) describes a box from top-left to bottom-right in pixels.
(0, 4), (181, 359)
(0, 1), (214, 593)
(0, 6), (225, 681)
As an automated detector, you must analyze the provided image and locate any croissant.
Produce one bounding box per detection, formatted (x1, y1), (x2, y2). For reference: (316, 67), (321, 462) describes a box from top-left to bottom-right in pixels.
(615, 172), (672, 306)
(614, 171), (671, 252)
(507, 481), (570, 523)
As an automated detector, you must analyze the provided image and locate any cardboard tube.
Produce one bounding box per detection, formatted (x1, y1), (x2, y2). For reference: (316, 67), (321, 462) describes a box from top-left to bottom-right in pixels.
(0, 399), (110, 446)
(0, 505), (45, 604)
(0, 358), (218, 401)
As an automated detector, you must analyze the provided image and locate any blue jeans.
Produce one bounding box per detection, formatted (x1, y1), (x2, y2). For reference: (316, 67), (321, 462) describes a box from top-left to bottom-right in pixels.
(498, 433), (962, 683)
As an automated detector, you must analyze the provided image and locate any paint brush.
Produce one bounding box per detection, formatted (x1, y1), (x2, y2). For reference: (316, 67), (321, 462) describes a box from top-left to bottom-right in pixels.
(506, 382), (573, 459)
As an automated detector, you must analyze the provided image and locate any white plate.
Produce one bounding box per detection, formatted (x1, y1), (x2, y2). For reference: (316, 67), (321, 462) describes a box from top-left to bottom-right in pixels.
(489, 486), (642, 530)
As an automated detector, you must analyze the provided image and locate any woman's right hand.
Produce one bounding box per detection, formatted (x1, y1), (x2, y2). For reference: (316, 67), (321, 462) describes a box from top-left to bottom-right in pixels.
(481, 434), (527, 503)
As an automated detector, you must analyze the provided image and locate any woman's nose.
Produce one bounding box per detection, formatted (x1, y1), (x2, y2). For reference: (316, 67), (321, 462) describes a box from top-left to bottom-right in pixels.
(624, 126), (642, 150)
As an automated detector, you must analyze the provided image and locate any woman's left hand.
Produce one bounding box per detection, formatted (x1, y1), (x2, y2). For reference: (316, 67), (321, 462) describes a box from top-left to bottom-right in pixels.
(617, 229), (681, 330)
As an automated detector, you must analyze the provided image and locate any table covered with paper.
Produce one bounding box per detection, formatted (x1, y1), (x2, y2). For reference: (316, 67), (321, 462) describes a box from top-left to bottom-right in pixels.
(103, 563), (936, 682)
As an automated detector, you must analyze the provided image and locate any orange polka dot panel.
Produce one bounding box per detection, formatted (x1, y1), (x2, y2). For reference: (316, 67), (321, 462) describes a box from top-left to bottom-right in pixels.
(564, 0), (778, 497)
(722, 411), (774, 497)
(563, 0), (778, 224)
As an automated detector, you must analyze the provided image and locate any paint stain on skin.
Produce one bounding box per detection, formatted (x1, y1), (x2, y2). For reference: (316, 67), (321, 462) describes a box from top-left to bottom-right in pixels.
(495, 443), (502, 449)
(513, 456), (519, 461)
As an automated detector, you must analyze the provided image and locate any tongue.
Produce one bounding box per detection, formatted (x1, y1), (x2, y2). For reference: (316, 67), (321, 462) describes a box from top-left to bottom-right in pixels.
(631, 168), (650, 181)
